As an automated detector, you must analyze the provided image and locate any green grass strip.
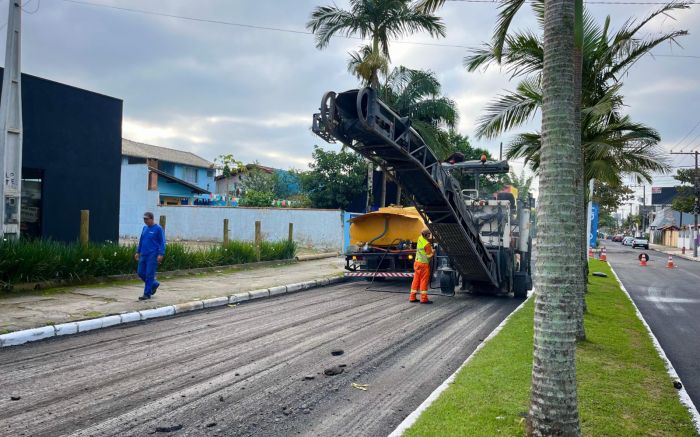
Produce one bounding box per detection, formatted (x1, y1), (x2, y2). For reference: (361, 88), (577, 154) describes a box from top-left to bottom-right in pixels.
(404, 259), (696, 436)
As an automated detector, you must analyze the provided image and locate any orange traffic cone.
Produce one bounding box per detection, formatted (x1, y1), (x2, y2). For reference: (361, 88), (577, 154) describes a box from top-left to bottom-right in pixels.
(666, 255), (674, 269)
(639, 255), (647, 267)
(600, 247), (607, 262)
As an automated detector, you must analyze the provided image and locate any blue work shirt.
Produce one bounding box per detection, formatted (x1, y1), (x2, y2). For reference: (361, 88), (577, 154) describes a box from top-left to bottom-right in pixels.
(137, 224), (166, 256)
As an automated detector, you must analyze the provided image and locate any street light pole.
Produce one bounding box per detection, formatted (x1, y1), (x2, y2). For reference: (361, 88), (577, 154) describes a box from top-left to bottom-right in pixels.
(0, 0), (23, 239)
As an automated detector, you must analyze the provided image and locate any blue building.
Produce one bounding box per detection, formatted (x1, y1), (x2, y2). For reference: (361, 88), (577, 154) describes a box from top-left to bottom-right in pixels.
(121, 138), (214, 205)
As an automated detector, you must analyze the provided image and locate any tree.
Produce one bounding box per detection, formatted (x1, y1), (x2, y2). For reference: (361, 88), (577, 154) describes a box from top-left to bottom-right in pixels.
(215, 153), (245, 178)
(240, 165), (275, 194)
(527, 0), (582, 433)
(672, 168), (699, 213)
(381, 66), (458, 159)
(307, 0), (446, 90)
(308, 0), (446, 208)
(503, 169), (533, 203)
(297, 147), (369, 210)
(466, 4), (684, 185)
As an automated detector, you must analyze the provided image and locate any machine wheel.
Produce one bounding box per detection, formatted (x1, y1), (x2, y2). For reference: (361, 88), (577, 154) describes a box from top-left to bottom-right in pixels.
(439, 270), (456, 294)
(513, 272), (529, 299)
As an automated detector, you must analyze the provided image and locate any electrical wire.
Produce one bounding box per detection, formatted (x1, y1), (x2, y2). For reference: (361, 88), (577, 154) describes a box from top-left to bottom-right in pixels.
(58, 0), (699, 57)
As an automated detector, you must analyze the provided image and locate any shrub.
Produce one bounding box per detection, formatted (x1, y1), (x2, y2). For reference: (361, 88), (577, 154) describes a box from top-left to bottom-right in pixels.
(0, 239), (297, 288)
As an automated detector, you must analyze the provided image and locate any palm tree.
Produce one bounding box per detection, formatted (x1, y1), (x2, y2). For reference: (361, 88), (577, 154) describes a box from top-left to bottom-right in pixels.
(381, 66), (458, 159)
(307, 0), (446, 90)
(529, 0), (582, 433)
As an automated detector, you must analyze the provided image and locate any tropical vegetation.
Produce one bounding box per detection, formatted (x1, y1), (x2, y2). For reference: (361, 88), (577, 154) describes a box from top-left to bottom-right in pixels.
(0, 239), (296, 289)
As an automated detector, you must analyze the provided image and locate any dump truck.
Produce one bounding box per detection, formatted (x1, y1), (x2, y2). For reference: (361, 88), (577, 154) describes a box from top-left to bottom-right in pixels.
(312, 87), (533, 298)
(345, 206), (426, 279)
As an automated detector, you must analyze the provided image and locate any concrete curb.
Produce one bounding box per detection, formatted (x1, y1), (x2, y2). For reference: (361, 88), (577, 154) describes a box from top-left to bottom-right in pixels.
(388, 291), (535, 437)
(0, 276), (346, 348)
(608, 264), (700, 434)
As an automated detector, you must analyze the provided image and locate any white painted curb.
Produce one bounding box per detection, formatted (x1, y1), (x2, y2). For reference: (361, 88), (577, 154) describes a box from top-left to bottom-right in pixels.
(388, 292), (534, 437)
(0, 275), (346, 348)
(608, 265), (700, 433)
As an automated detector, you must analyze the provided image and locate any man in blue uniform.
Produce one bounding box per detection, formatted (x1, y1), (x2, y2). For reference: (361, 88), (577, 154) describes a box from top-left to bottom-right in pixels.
(135, 212), (166, 300)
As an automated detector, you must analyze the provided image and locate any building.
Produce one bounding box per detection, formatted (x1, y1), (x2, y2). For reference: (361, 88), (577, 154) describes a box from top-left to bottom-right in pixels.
(649, 207), (698, 248)
(6, 70), (122, 242)
(215, 163), (300, 198)
(119, 139), (215, 236)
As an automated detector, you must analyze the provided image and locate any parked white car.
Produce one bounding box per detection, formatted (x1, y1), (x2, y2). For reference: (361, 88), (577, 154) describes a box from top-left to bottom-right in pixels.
(622, 236), (635, 246)
(633, 238), (649, 249)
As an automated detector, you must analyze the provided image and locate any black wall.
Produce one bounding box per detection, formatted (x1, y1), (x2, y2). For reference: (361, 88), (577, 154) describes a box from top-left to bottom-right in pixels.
(1, 70), (122, 242)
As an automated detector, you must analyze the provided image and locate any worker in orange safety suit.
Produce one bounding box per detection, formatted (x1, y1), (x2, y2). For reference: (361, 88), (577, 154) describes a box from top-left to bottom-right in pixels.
(409, 228), (434, 304)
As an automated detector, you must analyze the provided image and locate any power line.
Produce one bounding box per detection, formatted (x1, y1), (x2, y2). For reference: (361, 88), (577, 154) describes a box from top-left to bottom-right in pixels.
(446, 0), (697, 3)
(59, 0), (699, 57)
(669, 120), (700, 152)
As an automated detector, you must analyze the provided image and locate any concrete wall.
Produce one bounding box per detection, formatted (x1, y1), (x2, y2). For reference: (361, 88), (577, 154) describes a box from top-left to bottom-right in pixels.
(119, 162), (159, 238)
(122, 204), (345, 250)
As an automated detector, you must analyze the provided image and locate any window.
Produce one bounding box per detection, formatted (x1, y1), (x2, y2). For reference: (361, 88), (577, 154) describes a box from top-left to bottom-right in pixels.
(207, 169), (214, 178)
(183, 166), (198, 183)
(159, 162), (175, 175)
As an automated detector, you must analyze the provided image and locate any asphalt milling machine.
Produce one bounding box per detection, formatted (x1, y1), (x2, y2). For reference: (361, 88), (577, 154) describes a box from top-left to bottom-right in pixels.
(312, 87), (533, 298)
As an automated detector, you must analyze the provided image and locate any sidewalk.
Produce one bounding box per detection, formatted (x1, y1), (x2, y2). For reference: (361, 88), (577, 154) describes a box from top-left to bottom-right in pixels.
(0, 257), (345, 333)
(650, 243), (700, 262)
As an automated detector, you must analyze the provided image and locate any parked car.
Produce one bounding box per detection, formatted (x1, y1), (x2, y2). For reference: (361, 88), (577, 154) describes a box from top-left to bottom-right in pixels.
(612, 234), (624, 242)
(622, 236), (635, 246)
(632, 238), (649, 250)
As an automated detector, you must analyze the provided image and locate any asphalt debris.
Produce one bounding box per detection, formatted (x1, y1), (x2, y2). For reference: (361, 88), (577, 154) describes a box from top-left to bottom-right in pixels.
(206, 422), (217, 428)
(592, 272), (608, 278)
(324, 366), (345, 376)
(219, 395), (225, 402)
(155, 424), (183, 433)
(302, 375), (315, 380)
(331, 349), (344, 356)
(10, 394), (20, 401)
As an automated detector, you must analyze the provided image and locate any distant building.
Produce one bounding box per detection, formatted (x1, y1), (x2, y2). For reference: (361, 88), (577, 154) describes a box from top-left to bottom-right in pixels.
(119, 139), (214, 236)
(648, 207), (698, 248)
(215, 163), (300, 197)
(7, 69), (122, 242)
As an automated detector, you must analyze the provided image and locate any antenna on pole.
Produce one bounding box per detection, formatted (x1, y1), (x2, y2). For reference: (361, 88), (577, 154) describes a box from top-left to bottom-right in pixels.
(0, 0), (23, 239)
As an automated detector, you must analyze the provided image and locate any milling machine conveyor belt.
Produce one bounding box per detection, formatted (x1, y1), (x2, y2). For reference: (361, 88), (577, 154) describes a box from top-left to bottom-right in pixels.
(312, 88), (499, 287)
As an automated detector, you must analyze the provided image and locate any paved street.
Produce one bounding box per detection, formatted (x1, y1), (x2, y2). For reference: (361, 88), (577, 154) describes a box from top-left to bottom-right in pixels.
(0, 281), (521, 437)
(605, 243), (700, 408)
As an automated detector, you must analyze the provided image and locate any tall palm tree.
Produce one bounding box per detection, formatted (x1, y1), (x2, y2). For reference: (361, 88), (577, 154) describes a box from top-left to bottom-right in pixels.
(308, 0), (446, 209)
(307, 0), (446, 90)
(381, 66), (458, 159)
(529, 0), (582, 432)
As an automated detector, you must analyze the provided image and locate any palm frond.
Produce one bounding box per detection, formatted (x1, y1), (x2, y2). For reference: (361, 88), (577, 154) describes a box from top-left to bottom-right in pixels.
(475, 77), (541, 139)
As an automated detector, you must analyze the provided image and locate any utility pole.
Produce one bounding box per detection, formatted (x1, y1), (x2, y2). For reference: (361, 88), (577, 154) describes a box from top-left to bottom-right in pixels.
(0, 0), (23, 239)
(670, 150), (699, 257)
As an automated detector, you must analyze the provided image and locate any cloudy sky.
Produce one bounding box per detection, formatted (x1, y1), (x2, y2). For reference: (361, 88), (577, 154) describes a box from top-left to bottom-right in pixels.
(4, 0), (700, 201)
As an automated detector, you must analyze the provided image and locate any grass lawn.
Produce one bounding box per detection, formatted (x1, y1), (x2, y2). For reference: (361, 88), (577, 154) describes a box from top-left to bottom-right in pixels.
(404, 259), (696, 436)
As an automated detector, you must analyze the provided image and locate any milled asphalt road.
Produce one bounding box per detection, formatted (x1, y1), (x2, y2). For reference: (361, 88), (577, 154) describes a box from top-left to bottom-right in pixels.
(0, 281), (521, 437)
(605, 243), (700, 408)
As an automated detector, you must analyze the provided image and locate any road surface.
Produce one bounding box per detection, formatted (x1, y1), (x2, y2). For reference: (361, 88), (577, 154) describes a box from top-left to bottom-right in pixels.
(0, 281), (521, 437)
(605, 243), (700, 408)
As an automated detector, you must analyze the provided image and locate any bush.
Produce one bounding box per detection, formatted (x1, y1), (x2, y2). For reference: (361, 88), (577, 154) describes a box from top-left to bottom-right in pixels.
(239, 190), (274, 207)
(0, 239), (297, 288)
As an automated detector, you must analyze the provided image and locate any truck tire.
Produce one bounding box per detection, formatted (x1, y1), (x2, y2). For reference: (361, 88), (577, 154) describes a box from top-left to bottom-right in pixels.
(439, 270), (456, 294)
(513, 272), (528, 299)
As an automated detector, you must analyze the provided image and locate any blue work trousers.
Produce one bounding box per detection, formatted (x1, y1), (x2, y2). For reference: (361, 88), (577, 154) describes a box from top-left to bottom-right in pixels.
(137, 253), (160, 297)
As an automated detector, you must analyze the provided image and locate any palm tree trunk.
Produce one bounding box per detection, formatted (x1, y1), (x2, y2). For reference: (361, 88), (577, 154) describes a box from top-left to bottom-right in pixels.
(528, 0), (582, 433)
(574, 0), (586, 341)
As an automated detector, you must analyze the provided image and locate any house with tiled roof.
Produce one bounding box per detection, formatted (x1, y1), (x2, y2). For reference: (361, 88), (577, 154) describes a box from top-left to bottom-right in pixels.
(119, 139), (215, 237)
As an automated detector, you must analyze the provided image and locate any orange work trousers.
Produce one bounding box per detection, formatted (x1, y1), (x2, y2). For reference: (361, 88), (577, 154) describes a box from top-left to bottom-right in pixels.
(411, 261), (431, 292)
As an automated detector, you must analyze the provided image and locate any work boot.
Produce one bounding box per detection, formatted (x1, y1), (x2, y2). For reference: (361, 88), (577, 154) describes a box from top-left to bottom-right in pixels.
(409, 290), (419, 303)
(420, 293), (432, 304)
